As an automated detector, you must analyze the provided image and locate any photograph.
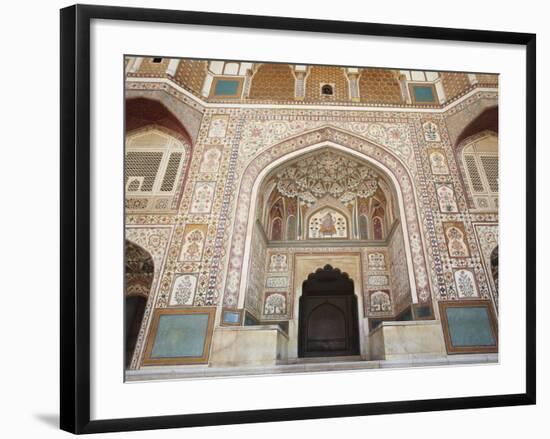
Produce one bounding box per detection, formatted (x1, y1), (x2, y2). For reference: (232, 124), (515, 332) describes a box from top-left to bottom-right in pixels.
(123, 57), (500, 381)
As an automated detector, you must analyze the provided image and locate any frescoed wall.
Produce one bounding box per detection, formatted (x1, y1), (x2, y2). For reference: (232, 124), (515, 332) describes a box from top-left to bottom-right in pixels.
(124, 57), (499, 370)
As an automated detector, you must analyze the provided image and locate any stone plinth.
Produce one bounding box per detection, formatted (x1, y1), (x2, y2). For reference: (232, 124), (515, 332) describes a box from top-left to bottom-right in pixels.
(210, 325), (289, 367)
(369, 320), (446, 360)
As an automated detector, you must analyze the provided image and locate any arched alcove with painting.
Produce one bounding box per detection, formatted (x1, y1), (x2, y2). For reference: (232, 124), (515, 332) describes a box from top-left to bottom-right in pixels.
(257, 147), (397, 243)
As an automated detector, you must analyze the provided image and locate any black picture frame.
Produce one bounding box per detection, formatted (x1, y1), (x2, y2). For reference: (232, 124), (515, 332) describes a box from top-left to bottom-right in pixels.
(60, 4), (536, 434)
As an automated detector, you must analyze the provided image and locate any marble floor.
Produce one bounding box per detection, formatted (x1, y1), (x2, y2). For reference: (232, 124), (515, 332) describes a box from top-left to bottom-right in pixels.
(125, 353), (498, 382)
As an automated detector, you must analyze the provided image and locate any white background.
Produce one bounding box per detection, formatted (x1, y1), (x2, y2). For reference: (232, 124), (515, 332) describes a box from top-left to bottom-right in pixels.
(0, 0), (546, 437)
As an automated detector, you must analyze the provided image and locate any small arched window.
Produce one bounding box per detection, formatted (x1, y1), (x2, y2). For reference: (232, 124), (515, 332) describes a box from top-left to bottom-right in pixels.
(271, 217), (283, 241)
(359, 215), (369, 240)
(308, 207), (348, 239)
(461, 134), (498, 210)
(373, 216), (384, 240)
(321, 84), (334, 96)
(287, 215), (297, 241)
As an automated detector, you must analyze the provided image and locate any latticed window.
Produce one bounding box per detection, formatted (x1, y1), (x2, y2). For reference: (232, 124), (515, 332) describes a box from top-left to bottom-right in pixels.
(160, 152), (183, 191)
(480, 155), (498, 192)
(125, 128), (188, 210)
(461, 134), (498, 210)
(125, 151), (163, 191)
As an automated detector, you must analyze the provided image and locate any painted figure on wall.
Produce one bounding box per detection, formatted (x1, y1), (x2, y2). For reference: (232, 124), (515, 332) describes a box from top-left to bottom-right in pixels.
(319, 212), (336, 236)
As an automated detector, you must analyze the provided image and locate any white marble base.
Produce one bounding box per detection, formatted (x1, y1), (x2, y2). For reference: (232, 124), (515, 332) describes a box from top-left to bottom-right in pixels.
(126, 353), (498, 382)
(209, 325), (289, 367)
(368, 320), (447, 360)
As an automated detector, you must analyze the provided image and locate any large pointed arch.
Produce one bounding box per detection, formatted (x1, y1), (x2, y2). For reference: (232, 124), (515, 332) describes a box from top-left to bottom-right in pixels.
(455, 106), (498, 150)
(221, 126), (432, 310)
(126, 97), (193, 144)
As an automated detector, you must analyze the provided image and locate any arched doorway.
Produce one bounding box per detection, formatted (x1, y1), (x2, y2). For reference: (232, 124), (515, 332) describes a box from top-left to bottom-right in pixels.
(125, 240), (155, 367)
(298, 265), (359, 358)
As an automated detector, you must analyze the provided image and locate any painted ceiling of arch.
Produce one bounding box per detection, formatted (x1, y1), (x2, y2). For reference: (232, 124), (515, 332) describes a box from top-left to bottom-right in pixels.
(272, 149), (381, 205)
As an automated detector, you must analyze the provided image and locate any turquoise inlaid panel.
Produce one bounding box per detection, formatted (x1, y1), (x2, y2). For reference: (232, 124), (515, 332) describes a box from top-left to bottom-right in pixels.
(445, 306), (496, 347)
(214, 79), (240, 96)
(415, 305), (432, 318)
(151, 314), (209, 358)
(413, 85), (435, 102)
(223, 311), (241, 324)
(244, 312), (259, 326)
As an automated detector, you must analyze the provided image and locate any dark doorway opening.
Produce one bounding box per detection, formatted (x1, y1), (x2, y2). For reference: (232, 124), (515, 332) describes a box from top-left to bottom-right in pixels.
(125, 295), (147, 367)
(125, 240), (155, 367)
(298, 265), (360, 357)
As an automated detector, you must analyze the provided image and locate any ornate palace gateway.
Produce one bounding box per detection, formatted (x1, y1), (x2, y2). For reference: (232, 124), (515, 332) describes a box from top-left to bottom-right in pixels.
(123, 58), (499, 379)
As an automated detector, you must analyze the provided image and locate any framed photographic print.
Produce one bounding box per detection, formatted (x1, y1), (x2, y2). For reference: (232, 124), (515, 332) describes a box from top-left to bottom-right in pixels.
(60, 4), (536, 434)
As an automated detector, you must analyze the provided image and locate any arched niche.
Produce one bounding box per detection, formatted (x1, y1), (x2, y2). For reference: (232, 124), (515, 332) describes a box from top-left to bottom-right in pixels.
(458, 132), (498, 211)
(125, 97), (194, 213)
(126, 97), (193, 144)
(125, 240), (154, 368)
(305, 205), (350, 240)
(125, 126), (191, 212)
(286, 215), (297, 240)
(455, 106), (498, 148)
(373, 216), (384, 240)
(249, 63), (295, 101)
(359, 215), (369, 240)
(454, 106), (499, 211)
(256, 147), (395, 242)
(267, 197), (285, 240)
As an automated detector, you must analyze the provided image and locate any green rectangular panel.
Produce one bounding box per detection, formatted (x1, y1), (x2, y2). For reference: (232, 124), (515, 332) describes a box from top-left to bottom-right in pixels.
(151, 314), (209, 358)
(214, 79), (240, 96)
(222, 311), (241, 324)
(445, 306), (496, 347)
(415, 305), (432, 318)
(413, 85), (435, 102)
